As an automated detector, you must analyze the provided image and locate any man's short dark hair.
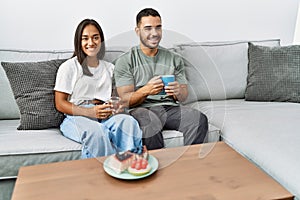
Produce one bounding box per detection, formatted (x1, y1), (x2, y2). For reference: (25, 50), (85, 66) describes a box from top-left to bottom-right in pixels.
(136, 8), (161, 26)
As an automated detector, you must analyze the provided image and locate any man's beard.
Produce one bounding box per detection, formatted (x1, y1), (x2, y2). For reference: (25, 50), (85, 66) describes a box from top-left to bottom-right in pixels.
(140, 36), (161, 49)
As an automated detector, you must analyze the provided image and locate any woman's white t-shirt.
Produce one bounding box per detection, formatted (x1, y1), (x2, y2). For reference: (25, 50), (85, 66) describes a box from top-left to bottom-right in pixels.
(54, 57), (114, 105)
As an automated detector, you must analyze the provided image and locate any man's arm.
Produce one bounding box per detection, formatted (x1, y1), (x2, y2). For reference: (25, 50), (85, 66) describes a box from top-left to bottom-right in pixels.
(117, 76), (164, 108)
(177, 84), (188, 102)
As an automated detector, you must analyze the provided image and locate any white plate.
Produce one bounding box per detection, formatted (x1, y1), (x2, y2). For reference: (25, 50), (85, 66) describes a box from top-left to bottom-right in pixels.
(103, 155), (158, 180)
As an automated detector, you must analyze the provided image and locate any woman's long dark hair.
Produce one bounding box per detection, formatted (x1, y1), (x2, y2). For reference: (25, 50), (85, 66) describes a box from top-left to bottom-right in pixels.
(73, 19), (106, 76)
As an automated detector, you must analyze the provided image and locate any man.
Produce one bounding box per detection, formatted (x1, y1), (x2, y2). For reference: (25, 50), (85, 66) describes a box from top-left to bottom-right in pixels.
(114, 8), (208, 150)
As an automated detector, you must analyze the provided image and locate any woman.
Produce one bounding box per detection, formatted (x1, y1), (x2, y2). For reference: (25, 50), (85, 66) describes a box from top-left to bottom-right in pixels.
(54, 19), (142, 158)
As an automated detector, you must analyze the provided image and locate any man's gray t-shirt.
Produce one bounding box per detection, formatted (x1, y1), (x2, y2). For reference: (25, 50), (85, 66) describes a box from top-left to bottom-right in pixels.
(114, 46), (187, 108)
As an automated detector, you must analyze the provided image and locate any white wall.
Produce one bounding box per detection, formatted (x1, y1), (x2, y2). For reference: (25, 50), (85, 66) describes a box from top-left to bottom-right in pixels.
(0, 0), (299, 50)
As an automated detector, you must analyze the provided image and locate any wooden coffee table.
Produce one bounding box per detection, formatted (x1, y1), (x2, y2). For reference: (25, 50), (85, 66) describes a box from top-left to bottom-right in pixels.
(11, 142), (293, 200)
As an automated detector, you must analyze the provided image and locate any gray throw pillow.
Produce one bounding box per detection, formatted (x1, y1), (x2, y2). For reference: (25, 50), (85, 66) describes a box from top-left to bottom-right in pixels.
(1, 59), (66, 130)
(245, 43), (300, 102)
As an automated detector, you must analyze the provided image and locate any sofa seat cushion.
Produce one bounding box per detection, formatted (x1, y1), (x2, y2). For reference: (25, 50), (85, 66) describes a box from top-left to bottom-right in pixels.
(162, 123), (220, 148)
(189, 99), (300, 198)
(0, 120), (81, 178)
(162, 130), (184, 148)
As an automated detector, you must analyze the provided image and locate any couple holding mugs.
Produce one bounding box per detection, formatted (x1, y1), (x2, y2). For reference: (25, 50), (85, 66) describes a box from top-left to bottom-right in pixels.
(54, 8), (208, 158)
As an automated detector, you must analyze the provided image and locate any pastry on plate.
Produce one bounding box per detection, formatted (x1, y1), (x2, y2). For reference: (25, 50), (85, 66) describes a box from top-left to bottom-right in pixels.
(106, 145), (151, 175)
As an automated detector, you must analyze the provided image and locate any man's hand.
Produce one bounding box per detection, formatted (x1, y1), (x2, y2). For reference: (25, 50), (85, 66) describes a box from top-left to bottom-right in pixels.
(144, 76), (164, 95)
(117, 76), (165, 108)
(165, 82), (188, 102)
(164, 81), (180, 96)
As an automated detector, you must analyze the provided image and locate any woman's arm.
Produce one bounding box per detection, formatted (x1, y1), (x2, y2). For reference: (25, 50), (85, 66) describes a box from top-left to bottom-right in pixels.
(54, 91), (112, 119)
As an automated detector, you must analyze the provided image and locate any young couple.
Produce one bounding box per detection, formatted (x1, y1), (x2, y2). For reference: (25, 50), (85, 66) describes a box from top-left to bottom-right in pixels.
(54, 8), (208, 158)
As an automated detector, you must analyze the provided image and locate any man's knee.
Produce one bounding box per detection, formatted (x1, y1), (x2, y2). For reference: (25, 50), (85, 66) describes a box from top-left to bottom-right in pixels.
(130, 108), (163, 130)
(180, 108), (208, 144)
(191, 110), (208, 134)
(130, 107), (164, 150)
(130, 108), (152, 123)
(200, 112), (208, 129)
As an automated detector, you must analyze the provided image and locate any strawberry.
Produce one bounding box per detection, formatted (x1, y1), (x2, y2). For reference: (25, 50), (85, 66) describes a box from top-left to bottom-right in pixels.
(135, 161), (141, 170)
(141, 159), (148, 169)
(131, 160), (137, 168)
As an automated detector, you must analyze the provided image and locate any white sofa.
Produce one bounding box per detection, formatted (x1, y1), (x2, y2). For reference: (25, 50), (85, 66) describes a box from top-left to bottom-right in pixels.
(1, 38), (299, 200)
(0, 47), (220, 200)
(173, 39), (300, 199)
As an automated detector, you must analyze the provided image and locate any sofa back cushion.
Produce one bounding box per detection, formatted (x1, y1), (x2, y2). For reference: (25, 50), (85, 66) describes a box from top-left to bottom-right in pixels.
(0, 47), (127, 120)
(174, 39), (280, 104)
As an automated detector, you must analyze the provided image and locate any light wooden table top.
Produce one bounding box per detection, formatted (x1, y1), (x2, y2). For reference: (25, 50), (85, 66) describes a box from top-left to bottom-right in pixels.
(12, 142), (293, 200)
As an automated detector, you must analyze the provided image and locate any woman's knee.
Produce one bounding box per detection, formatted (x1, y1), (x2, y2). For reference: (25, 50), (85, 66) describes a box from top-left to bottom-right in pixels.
(84, 123), (106, 138)
(114, 113), (134, 120)
(111, 114), (138, 125)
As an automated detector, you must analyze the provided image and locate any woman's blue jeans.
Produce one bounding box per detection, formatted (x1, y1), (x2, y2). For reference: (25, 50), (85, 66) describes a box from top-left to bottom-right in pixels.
(60, 107), (143, 158)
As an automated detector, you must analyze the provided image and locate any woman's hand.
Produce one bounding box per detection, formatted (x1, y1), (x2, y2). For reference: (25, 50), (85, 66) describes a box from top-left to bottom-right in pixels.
(93, 104), (113, 119)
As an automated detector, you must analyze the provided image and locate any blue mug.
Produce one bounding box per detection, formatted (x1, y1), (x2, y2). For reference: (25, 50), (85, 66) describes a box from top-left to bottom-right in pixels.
(160, 75), (175, 94)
